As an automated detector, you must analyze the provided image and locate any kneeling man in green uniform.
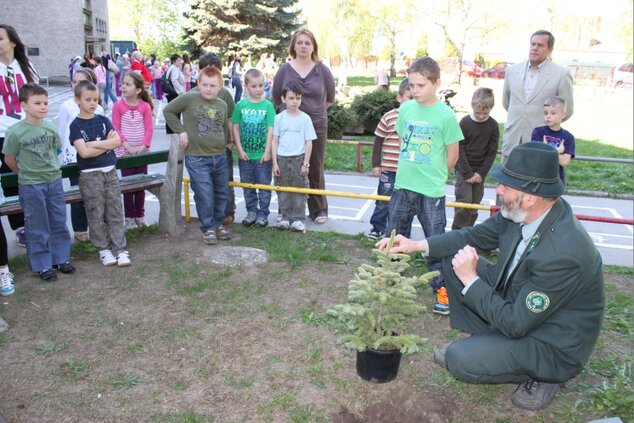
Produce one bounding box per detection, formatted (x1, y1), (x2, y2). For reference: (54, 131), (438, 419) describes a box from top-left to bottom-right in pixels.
(378, 142), (604, 411)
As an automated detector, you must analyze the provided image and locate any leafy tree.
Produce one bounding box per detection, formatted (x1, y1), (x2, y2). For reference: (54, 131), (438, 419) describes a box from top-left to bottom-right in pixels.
(184, 0), (302, 59)
(420, 0), (504, 85)
(369, 1), (415, 77)
(109, 0), (183, 60)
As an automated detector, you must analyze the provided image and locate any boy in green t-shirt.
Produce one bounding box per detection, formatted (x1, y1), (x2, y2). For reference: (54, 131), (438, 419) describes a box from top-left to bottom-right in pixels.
(386, 57), (464, 316)
(2, 83), (75, 282)
(232, 68), (276, 227)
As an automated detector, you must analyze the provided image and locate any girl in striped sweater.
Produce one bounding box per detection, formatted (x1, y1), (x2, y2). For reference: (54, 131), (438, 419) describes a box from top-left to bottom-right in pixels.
(112, 71), (154, 230)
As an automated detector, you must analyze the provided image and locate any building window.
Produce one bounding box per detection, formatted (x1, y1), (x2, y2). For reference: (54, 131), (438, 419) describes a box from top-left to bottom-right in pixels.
(27, 47), (39, 56)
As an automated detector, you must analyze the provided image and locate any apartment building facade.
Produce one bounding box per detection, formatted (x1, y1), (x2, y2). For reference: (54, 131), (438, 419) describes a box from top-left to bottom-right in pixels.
(3, 0), (111, 81)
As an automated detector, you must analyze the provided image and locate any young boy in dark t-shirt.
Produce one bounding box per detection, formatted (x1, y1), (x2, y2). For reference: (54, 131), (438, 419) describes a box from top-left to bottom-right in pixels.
(69, 81), (129, 267)
(531, 96), (575, 185)
(453, 87), (499, 230)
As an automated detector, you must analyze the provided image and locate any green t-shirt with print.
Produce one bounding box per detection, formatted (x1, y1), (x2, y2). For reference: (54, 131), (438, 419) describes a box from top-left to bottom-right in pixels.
(231, 98), (275, 160)
(395, 100), (463, 197)
(2, 120), (62, 185)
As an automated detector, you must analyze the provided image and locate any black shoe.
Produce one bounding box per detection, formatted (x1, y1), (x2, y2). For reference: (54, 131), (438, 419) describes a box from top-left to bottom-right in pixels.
(39, 269), (57, 281)
(511, 379), (561, 411)
(53, 261), (76, 274)
(433, 348), (447, 368)
(366, 230), (381, 241)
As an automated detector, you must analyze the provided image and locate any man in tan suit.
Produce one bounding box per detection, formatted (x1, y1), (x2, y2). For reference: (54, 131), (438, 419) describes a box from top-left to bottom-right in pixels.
(502, 30), (574, 163)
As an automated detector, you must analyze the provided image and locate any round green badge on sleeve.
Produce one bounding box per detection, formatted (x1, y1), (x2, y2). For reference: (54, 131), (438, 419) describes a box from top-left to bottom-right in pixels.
(526, 291), (550, 313)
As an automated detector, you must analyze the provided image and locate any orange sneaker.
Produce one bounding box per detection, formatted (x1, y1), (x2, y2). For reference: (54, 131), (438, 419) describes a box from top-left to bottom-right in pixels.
(433, 287), (450, 316)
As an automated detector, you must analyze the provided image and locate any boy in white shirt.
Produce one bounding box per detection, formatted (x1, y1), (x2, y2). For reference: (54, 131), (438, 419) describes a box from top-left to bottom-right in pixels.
(271, 83), (316, 232)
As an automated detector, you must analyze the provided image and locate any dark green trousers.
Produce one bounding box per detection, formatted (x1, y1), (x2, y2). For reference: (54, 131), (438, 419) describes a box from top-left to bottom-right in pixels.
(442, 256), (569, 384)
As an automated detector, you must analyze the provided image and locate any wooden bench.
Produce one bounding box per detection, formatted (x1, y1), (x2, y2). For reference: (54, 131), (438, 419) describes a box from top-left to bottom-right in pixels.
(0, 141), (186, 236)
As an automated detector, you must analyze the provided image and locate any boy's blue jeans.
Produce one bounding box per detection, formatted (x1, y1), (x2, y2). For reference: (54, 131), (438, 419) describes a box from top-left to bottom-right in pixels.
(238, 159), (272, 220)
(369, 170), (396, 235)
(185, 154), (228, 232)
(386, 188), (447, 290)
(19, 179), (71, 272)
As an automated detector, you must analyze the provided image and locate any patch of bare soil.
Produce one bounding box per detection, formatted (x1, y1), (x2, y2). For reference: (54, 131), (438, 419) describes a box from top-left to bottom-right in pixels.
(0, 223), (628, 422)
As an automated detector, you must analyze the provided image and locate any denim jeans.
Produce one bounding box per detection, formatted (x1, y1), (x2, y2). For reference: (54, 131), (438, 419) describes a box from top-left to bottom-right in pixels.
(232, 76), (243, 102)
(238, 159), (272, 219)
(225, 147), (235, 216)
(369, 170), (395, 235)
(386, 188), (447, 290)
(69, 175), (88, 232)
(185, 154), (228, 232)
(104, 71), (118, 105)
(19, 179), (71, 272)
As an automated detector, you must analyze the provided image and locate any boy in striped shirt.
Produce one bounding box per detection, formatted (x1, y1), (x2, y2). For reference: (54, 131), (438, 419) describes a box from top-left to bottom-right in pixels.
(367, 78), (410, 240)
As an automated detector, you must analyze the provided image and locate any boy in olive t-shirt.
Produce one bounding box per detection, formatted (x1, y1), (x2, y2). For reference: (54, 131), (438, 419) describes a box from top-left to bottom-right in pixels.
(2, 83), (74, 281)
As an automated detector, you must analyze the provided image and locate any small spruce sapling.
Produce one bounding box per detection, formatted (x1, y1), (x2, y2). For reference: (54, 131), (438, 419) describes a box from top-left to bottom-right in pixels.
(328, 231), (439, 354)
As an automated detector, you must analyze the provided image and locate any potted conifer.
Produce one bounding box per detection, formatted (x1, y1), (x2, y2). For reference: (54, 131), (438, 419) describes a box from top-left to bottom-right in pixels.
(328, 231), (438, 383)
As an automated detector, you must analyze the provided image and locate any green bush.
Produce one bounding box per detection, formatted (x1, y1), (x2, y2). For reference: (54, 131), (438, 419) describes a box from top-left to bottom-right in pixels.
(327, 101), (358, 139)
(350, 89), (399, 132)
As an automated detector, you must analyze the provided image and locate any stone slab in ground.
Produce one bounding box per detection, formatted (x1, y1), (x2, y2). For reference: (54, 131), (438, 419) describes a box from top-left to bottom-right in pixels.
(200, 246), (268, 266)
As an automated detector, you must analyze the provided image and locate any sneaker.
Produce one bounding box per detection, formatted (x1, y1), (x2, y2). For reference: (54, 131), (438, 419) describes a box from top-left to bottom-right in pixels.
(290, 220), (306, 232)
(366, 230), (381, 241)
(125, 218), (138, 230)
(0, 272), (15, 296)
(39, 269), (57, 281)
(278, 220), (290, 230)
(15, 227), (26, 247)
(216, 225), (232, 240)
(255, 217), (268, 228)
(135, 217), (146, 228)
(223, 213), (235, 225)
(203, 230), (218, 245)
(433, 287), (450, 316)
(99, 249), (117, 266)
(242, 212), (257, 227)
(433, 348), (447, 368)
(276, 214), (284, 223)
(117, 251), (131, 267)
(314, 215), (328, 224)
(511, 379), (561, 411)
(74, 231), (90, 242)
(53, 261), (76, 274)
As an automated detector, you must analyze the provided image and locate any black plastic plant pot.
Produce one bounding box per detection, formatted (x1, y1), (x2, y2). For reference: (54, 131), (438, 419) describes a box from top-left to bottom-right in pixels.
(356, 348), (402, 383)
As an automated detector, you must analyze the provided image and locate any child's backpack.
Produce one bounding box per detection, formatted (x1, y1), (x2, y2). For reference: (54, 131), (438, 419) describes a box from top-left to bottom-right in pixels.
(161, 68), (178, 97)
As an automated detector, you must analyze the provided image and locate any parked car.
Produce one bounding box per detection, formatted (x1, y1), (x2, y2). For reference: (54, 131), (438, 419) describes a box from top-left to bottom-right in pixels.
(438, 58), (483, 77)
(482, 62), (515, 79)
(612, 63), (633, 88)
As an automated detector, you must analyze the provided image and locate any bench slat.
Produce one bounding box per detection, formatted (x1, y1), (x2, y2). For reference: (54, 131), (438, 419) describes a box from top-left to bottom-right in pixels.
(0, 173), (165, 216)
(0, 150), (170, 189)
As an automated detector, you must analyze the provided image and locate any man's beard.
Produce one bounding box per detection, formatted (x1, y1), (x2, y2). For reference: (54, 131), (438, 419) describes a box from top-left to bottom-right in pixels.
(500, 193), (528, 223)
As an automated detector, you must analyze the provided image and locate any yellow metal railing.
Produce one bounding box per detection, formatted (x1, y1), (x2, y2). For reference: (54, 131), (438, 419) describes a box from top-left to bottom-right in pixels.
(181, 178), (490, 222)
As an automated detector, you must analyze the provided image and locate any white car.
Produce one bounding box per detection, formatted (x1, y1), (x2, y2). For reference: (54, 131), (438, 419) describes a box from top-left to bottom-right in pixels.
(613, 63), (633, 88)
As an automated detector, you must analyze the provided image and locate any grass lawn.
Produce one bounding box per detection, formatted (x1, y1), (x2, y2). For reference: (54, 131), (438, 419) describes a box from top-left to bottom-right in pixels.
(325, 136), (633, 195)
(0, 225), (631, 422)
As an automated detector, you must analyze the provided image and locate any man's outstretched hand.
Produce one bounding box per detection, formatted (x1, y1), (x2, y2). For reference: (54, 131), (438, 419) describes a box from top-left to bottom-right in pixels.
(376, 234), (424, 255)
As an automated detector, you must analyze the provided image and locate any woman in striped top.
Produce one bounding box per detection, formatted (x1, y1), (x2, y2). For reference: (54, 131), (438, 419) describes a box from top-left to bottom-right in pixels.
(112, 71), (154, 230)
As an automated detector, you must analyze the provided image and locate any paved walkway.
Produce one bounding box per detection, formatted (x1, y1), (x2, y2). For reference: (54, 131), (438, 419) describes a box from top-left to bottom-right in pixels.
(4, 86), (631, 267)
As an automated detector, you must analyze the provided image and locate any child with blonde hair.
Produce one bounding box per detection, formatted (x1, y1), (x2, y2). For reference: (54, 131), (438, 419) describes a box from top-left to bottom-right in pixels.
(232, 68), (276, 227)
(112, 71), (154, 229)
